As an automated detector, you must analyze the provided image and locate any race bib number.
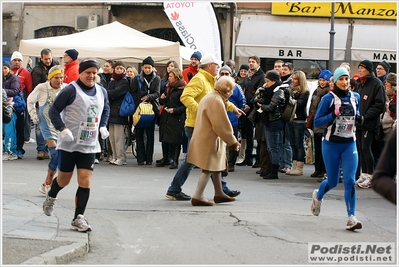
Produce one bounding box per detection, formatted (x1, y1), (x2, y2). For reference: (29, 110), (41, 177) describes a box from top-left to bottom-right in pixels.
(334, 116), (355, 138)
(77, 117), (98, 146)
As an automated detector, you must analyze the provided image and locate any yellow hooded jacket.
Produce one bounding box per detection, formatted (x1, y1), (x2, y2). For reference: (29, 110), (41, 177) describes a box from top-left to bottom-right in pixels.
(180, 68), (236, 127)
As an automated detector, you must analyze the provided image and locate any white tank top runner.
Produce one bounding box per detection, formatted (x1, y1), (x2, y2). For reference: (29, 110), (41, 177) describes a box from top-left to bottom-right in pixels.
(57, 82), (104, 153)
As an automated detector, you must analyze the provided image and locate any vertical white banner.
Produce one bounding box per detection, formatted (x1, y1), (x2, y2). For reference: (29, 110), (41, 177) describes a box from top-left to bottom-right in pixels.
(163, 2), (222, 60)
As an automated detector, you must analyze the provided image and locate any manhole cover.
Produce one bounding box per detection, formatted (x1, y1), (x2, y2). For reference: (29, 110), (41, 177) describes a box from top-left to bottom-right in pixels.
(295, 192), (343, 200)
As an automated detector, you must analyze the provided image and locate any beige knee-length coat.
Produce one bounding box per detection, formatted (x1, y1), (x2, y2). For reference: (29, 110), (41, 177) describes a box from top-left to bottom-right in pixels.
(187, 90), (238, 171)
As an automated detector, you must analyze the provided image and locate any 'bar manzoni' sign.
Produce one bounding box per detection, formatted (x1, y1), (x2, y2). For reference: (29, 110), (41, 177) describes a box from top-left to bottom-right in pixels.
(272, 2), (397, 19)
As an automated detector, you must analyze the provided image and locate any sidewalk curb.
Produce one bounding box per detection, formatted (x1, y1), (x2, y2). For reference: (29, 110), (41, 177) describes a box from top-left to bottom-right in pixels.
(21, 241), (89, 265)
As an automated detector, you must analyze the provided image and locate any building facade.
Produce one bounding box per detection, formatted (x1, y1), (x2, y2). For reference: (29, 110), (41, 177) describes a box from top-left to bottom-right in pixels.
(2, 2), (397, 77)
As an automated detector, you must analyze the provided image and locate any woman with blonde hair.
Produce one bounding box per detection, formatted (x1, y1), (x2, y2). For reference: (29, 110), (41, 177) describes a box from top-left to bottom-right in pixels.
(286, 70), (310, 176)
(126, 66), (138, 78)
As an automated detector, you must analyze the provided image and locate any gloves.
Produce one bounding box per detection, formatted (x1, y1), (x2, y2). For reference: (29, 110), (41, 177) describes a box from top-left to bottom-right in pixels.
(31, 114), (39, 124)
(334, 105), (341, 117)
(253, 98), (263, 105)
(60, 128), (74, 142)
(355, 115), (364, 125)
(100, 126), (109, 139)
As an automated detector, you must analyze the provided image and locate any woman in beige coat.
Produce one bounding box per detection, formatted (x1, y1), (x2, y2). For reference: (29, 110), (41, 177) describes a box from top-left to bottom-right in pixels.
(188, 76), (241, 206)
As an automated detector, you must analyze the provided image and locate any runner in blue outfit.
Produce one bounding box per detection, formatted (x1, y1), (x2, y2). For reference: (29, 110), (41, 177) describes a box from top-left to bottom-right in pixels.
(310, 67), (363, 231)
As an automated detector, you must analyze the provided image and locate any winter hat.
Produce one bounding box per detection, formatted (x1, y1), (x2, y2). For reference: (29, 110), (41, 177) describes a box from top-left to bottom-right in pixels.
(219, 65), (232, 75)
(190, 51), (202, 61)
(142, 56), (154, 67)
(11, 51), (23, 61)
(358, 60), (373, 73)
(318, 70), (332, 81)
(266, 70), (280, 82)
(239, 64), (249, 71)
(386, 72), (397, 86)
(79, 59), (99, 74)
(201, 54), (223, 67)
(378, 61), (391, 73)
(3, 61), (11, 69)
(333, 67), (349, 83)
(65, 49), (79, 61)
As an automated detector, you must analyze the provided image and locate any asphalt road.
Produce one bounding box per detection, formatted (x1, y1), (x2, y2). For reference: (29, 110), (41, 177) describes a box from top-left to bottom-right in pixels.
(2, 130), (397, 265)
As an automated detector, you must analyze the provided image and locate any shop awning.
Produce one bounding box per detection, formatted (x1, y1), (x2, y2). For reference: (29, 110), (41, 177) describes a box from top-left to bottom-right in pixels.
(351, 24), (397, 63)
(235, 19), (348, 60)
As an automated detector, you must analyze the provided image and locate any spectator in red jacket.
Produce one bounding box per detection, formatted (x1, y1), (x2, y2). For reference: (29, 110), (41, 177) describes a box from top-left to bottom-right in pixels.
(10, 51), (33, 96)
(63, 49), (80, 84)
(182, 51), (202, 83)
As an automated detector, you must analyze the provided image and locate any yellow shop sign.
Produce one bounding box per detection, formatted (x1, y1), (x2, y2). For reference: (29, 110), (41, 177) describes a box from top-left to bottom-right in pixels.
(272, 2), (397, 19)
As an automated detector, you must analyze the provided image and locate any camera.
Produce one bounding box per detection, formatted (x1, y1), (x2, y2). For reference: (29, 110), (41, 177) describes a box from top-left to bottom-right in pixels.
(257, 87), (266, 99)
(253, 87), (265, 106)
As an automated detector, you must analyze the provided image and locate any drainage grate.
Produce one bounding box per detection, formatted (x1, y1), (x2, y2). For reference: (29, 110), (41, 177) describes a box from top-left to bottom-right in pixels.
(295, 192), (343, 200)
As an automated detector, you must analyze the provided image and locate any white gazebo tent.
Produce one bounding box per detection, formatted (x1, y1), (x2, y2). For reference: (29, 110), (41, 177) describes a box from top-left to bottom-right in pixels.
(19, 21), (194, 67)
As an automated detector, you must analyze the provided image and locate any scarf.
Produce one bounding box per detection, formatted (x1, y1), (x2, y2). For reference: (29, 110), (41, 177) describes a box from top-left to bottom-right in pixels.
(281, 74), (291, 82)
(166, 78), (186, 96)
(247, 66), (259, 80)
(332, 85), (349, 97)
(290, 85), (301, 97)
(236, 75), (245, 87)
(264, 81), (281, 105)
(309, 85), (330, 114)
(143, 72), (153, 84)
(112, 71), (126, 80)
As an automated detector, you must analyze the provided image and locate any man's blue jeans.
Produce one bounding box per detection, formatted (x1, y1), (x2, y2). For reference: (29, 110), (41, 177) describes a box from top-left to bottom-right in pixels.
(280, 125), (292, 168)
(167, 127), (195, 194)
(265, 128), (283, 166)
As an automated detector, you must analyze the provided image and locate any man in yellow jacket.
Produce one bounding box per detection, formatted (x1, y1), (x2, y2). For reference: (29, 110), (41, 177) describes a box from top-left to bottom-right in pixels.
(165, 54), (245, 200)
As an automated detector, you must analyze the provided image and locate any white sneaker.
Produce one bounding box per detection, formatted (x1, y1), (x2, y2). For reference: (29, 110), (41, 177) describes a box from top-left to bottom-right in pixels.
(39, 184), (51, 195)
(114, 159), (127, 166)
(43, 194), (57, 216)
(71, 214), (92, 232)
(2, 152), (10, 161)
(109, 158), (116, 164)
(7, 154), (18, 161)
(355, 173), (367, 186)
(311, 189), (322, 216)
(24, 138), (35, 144)
(346, 215), (362, 230)
(358, 177), (372, 189)
(94, 159), (99, 164)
